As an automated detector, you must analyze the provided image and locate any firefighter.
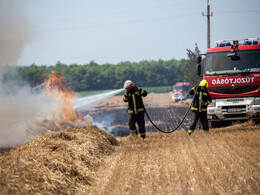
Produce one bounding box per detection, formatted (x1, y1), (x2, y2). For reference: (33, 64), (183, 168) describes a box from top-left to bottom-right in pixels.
(123, 80), (147, 139)
(188, 80), (212, 135)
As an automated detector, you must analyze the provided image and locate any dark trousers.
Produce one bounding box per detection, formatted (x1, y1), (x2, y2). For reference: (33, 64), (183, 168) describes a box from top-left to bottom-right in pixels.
(189, 111), (209, 131)
(128, 111), (146, 134)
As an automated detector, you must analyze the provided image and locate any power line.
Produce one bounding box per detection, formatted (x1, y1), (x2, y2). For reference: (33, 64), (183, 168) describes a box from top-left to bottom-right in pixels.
(36, 12), (200, 34)
(38, 0), (204, 24)
(35, 8), (260, 34)
(202, 8), (260, 48)
(214, 10), (260, 14)
(41, 9), (260, 24)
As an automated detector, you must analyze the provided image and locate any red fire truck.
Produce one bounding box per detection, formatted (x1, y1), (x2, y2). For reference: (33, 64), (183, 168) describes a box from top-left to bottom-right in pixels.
(196, 38), (260, 127)
(172, 82), (191, 102)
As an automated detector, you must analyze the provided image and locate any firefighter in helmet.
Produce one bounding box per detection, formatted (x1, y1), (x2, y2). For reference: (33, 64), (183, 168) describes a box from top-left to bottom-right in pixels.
(188, 79), (212, 135)
(123, 80), (147, 139)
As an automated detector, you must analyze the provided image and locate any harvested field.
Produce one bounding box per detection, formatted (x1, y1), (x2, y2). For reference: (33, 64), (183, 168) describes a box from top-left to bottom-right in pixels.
(87, 122), (260, 194)
(0, 126), (119, 194)
(0, 92), (260, 194)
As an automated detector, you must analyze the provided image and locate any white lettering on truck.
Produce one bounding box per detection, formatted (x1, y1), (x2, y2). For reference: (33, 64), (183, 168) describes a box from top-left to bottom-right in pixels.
(211, 77), (255, 85)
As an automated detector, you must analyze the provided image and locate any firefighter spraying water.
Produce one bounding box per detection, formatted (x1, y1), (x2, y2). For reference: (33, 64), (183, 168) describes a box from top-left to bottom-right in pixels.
(122, 80), (198, 136)
(123, 80), (147, 139)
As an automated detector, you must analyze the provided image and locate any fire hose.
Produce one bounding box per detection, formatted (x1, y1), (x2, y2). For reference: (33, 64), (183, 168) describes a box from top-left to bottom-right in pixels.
(143, 87), (198, 134)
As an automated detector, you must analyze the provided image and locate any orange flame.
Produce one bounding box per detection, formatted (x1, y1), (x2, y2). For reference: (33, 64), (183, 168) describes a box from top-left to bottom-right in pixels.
(42, 70), (82, 122)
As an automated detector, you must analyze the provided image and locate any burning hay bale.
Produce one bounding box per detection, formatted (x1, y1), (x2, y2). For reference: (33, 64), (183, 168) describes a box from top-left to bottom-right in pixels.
(0, 126), (119, 194)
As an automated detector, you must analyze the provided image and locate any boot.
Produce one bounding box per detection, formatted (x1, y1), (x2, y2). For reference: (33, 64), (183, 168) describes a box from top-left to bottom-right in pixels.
(140, 133), (146, 139)
(130, 129), (138, 135)
(129, 129), (138, 140)
(188, 129), (194, 136)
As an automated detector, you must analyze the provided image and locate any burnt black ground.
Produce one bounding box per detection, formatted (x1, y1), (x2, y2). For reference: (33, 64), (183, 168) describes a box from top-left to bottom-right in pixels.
(83, 106), (194, 137)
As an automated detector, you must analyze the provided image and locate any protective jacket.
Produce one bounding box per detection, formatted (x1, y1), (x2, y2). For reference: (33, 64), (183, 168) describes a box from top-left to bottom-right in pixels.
(189, 86), (212, 112)
(123, 87), (147, 114)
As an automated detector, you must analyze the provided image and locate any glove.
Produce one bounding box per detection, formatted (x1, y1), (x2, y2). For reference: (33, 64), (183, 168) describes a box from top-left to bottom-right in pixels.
(195, 86), (200, 90)
(123, 94), (129, 102)
(202, 101), (208, 106)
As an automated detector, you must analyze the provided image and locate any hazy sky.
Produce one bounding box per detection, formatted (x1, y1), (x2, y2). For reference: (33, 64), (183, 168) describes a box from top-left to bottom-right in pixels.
(3, 0), (260, 66)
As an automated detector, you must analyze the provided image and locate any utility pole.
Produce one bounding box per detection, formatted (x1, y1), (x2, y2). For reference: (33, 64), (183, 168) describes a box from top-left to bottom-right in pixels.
(202, 0), (213, 48)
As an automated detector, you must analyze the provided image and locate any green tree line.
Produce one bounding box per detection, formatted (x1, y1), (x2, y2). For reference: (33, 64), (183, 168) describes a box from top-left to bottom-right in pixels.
(16, 45), (201, 91)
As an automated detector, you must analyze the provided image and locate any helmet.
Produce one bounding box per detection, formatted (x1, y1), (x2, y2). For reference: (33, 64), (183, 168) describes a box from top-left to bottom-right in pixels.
(123, 80), (136, 89)
(124, 80), (133, 89)
(199, 80), (208, 88)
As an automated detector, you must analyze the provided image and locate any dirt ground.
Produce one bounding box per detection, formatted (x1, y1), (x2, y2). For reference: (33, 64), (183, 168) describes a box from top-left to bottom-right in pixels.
(86, 93), (260, 194)
(0, 92), (259, 194)
(87, 127), (260, 195)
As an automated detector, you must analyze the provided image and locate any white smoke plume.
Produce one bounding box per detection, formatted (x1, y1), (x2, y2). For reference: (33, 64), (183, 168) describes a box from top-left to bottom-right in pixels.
(0, 85), (58, 147)
(0, 0), (31, 69)
(93, 114), (116, 134)
(0, 0), (122, 147)
(0, 0), (58, 147)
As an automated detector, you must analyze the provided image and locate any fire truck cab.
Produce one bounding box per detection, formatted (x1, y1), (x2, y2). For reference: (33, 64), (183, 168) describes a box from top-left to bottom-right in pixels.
(196, 38), (260, 127)
(172, 82), (191, 102)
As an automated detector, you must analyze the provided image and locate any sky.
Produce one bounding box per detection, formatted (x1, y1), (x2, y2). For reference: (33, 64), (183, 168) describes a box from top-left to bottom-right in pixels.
(1, 0), (260, 66)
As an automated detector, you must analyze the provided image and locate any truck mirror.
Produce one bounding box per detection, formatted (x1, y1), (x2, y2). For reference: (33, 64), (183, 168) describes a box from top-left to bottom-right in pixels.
(227, 52), (240, 61)
(196, 64), (201, 76)
(196, 56), (202, 63)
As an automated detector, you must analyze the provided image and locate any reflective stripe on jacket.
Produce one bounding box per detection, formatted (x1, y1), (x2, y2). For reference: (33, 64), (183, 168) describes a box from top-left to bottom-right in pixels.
(189, 86), (212, 112)
(123, 87), (147, 114)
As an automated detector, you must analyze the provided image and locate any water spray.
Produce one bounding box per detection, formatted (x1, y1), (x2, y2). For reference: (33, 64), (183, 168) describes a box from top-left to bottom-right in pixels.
(74, 88), (124, 111)
(73, 88), (124, 135)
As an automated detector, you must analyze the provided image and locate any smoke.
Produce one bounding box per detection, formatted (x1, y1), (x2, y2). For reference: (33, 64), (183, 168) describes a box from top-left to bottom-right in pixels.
(0, 0), (123, 147)
(0, 66), (60, 147)
(0, 0), (31, 68)
(0, 0), (57, 147)
(92, 113), (121, 141)
(74, 89), (124, 137)
(93, 113), (116, 134)
(0, 86), (58, 147)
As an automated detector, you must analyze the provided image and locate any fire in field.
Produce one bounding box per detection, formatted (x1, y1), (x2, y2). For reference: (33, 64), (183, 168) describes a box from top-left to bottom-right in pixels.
(40, 70), (90, 125)
(0, 90), (260, 194)
(0, 1), (259, 194)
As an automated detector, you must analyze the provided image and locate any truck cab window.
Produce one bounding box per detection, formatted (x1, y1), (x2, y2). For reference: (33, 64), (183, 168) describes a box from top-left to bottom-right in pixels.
(205, 50), (260, 75)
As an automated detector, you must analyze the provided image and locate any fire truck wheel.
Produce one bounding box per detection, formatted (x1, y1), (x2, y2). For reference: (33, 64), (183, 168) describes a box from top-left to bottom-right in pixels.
(210, 121), (233, 128)
(210, 121), (222, 128)
(253, 119), (260, 124)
